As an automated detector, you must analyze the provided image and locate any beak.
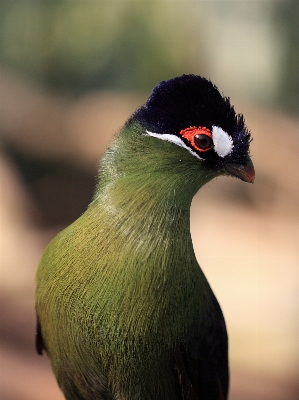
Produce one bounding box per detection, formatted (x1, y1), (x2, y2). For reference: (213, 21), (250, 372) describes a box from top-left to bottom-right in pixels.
(224, 157), (255, 183)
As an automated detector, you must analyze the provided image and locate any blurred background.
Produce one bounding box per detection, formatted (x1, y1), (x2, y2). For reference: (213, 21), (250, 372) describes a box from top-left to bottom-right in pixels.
(0, 1), (298, 399)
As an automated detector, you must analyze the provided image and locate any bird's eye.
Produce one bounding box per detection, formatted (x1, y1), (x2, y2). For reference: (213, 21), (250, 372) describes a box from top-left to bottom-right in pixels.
(194, 134), (213, 150)
(180, 126), (213, 153)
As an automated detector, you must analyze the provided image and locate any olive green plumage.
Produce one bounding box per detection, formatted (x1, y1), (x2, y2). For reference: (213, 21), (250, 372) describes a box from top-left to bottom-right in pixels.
(35, 75), (254, 400)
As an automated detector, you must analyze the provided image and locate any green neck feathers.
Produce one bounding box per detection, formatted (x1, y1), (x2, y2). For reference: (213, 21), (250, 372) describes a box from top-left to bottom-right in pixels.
(94, 122), (219, 207)
(80, 122), (220, 338)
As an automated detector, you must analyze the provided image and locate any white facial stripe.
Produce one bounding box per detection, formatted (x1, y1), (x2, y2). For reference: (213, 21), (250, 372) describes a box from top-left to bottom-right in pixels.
(145, 130), (203, 160)
(212, 126), (234, 157)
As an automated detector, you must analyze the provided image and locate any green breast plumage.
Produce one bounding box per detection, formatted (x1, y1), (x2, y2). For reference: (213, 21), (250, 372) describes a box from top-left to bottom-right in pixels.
(36, 122), (221, 399)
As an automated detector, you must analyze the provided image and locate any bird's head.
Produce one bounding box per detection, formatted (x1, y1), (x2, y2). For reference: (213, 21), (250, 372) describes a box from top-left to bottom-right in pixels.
(127, 74), (254, 185)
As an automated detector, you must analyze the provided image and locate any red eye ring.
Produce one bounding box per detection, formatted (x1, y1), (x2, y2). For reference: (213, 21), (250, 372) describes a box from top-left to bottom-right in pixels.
(180, 126), (213, 152)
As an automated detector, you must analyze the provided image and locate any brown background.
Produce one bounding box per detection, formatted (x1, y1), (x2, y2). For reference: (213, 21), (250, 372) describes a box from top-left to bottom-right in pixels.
(1, 70), (298, 399)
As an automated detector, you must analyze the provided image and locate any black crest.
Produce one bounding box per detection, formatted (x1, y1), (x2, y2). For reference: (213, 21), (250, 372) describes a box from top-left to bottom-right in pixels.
(129, 75), (251, 166)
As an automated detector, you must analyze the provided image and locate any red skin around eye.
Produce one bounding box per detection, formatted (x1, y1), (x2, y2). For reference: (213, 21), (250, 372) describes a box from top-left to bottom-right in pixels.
(179, 126), (213, 152)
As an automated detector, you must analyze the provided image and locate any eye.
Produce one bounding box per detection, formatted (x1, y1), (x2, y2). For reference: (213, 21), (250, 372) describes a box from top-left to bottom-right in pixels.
(194, 134), (213, 150)
(180, 126), (213, 153)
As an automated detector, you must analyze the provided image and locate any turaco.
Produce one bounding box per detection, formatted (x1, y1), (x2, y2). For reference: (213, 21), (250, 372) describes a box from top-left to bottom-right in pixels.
(35, 74), (254, 400)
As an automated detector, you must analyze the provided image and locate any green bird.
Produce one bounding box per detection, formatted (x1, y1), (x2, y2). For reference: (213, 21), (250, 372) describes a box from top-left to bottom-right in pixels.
(35, 75), (254, 400)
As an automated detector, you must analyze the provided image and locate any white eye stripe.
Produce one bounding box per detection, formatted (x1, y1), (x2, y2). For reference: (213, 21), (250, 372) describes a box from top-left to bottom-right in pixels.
(145, 127), (234, 159)
(212, 126), (234, 157)
(145, 130), (203, 160)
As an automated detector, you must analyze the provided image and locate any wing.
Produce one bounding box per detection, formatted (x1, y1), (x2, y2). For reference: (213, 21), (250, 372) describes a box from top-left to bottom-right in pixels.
(36, 314), (46, 355)
(35, 313), (112, 400)
(174, 297), (229, 400)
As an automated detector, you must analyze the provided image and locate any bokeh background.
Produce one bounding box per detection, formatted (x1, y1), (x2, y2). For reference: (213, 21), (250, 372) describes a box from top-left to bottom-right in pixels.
(0, 1), (298, 399)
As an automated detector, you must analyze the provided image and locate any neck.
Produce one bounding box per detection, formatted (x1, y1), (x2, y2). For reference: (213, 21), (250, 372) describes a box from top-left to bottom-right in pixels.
(94, 121), (217, 205)
(83, 122), (216, 338)
(92, 121), (213, 251)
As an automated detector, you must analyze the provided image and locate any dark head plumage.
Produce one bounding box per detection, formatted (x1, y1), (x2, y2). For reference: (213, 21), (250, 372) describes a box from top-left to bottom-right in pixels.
(128, 75), (252, 172)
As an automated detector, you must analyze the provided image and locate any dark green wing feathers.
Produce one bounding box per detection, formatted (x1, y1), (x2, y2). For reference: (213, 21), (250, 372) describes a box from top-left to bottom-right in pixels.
(174, 297), (228, 400)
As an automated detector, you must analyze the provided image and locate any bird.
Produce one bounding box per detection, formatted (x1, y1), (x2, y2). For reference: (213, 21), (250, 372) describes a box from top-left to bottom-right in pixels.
(35, 74), (254, 400)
